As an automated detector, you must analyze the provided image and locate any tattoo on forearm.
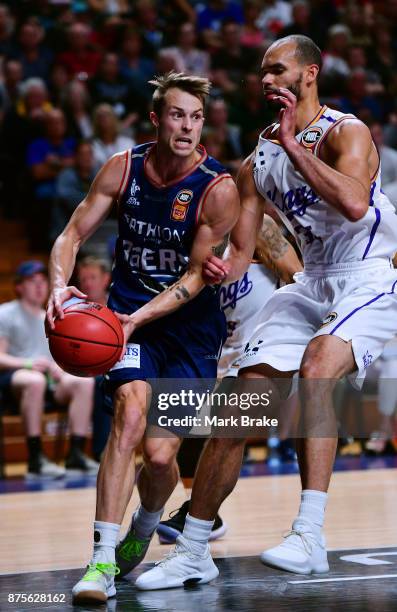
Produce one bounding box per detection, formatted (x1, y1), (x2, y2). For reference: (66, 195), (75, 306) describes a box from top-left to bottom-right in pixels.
(261, 218), (289, 260)
(175, 284), (190, 300)
(211, 234), (229, 257)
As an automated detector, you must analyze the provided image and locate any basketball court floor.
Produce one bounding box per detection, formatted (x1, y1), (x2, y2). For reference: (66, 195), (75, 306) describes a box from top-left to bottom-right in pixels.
(1, 455), (396, 611)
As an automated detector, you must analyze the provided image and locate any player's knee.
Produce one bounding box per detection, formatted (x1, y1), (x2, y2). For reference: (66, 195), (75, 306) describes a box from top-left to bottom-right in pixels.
(143, 443), (179, 475)
(113, 387), (146, 450)
(300, 356), (324, 380)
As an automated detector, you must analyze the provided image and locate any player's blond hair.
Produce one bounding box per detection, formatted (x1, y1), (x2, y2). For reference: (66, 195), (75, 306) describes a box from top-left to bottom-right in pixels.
(149, 71), (211, 116)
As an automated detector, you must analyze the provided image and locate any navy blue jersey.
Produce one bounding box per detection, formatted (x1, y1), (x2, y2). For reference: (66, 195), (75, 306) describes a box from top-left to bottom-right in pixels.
(109, 142), (231, 320)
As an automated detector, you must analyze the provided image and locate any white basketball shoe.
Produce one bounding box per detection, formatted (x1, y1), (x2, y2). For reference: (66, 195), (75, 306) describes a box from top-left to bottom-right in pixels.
(260, 520), (329, 575)
(135, 535), (219, 590)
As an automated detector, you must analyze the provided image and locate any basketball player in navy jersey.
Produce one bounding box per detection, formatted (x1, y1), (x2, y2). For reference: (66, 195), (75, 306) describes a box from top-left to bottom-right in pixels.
(136, 36), (397, 590)
(46, 72), (240, 604)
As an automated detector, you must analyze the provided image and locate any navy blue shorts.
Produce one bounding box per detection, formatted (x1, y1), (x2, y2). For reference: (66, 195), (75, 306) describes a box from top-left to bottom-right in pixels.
(102, 292), (227, 434)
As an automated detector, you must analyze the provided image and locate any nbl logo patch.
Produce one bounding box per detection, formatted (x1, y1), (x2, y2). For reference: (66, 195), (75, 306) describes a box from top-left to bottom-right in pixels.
(171, 189), (193, 222)
(301, 126), (323, 148)
(320, 312), (338, 328)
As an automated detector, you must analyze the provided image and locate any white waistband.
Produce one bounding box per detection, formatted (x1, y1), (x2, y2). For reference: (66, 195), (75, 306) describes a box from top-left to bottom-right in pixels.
(303, 258), (393, 277)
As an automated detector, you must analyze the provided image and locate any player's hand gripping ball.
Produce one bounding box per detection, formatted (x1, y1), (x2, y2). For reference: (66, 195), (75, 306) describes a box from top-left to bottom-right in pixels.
(46, 299), (124, 377)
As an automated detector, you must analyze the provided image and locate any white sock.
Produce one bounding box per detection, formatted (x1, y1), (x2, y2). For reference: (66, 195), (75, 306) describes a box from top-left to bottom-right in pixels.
(133, 503), (163, 539)
(182, 513), (214, 557)
(92, 520), (120, 564)
(296, 489), (327, 535)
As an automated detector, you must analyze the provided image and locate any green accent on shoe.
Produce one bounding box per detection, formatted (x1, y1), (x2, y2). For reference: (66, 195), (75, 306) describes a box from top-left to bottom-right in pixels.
(82, 563), (120, 582)
(117, 532), (149, 561)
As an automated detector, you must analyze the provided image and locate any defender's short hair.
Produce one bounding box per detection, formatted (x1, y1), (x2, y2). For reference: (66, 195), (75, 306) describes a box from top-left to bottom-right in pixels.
(149, 71), (211, 116)
(276, 35), (323, 73)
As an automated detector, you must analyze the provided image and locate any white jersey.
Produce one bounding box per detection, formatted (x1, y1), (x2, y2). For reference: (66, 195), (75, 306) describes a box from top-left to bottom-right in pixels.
(254, 106), (397, 266)
(218, 262), (277, 377)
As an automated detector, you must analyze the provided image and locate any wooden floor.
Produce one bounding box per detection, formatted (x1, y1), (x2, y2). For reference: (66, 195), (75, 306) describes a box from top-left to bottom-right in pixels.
(1, 468), (396, 575)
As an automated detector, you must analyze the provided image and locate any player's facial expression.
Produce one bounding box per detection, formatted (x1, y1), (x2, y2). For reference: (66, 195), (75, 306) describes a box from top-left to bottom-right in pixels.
(155, 88), (205, 157)
(261, 42), (304, 105)
(18, 273), (48, 307)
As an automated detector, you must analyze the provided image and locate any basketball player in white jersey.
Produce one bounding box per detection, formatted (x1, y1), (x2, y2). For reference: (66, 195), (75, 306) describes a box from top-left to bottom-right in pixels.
(135, 35), (397, 590)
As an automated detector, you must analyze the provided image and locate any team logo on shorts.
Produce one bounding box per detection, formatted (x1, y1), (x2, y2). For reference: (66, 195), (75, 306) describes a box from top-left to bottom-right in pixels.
(320, 312), (338, 328)
(301, 126), (323, 148)
(171, 189), (193, 221)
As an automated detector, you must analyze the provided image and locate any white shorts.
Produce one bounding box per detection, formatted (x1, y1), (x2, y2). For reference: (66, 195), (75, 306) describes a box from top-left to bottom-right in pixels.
(218, 262), (277, 378)
(239, 259), (397, 388)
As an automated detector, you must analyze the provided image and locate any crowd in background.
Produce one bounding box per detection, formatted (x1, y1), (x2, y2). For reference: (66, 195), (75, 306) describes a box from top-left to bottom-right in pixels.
(0, 0), (397, 249)
(0, 1), (397, 475)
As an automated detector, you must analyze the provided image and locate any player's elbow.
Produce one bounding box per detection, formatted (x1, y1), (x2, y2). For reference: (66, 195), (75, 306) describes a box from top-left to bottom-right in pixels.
(345, 201), (368, 222)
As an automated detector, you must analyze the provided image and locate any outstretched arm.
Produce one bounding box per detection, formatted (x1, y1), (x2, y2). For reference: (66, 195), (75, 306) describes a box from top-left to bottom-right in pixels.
(117, 177), (240, 340)
(46, 152), (126, 327)
(276, 88), (373, 221)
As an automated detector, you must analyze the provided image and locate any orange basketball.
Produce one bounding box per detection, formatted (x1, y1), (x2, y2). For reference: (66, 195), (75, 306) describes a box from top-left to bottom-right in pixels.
(47, 300), (124, 377)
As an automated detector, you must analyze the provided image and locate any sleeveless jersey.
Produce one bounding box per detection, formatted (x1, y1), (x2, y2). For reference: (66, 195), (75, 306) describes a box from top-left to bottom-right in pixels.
(110, 142), (231, 316)
(253, 106), (397, 266)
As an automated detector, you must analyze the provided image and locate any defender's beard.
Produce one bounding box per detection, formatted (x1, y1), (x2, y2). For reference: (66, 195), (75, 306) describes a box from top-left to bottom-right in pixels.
(264, 73), (303, 108)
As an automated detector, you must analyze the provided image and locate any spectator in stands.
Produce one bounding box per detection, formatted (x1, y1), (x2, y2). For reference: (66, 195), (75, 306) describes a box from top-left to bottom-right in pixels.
(76, 257), (112, 461)
(369, 27), (397, 95)
(0, 260), (97, 479)
(12, 19), (53, 82)
(347, 45), (384, 96)
(338, 68), (383, 122)
(87, 0), (129, 16)
(256, 0), (292, 40)
(0, 3), (14, 58)
(27, 108), (76, 248)
(240, 0), (267, 49)
(277, 0), (311, 39)
(369, 121), (397, 208)
(211, 20), (259, 94)
(343, 2), (372, 49)
(135, 0), (164, 56)
(51, 140), (98, 242)
(119, 27), (155, 102)
(0, 59), (23, 115)
(61, 80), (93, 140)
(229, 72), (274, 156)
(321, 24), (351, 84)
(1, 78), (52, 219)
(57, 22), (102, 79)
(89, 52), (143, 125)
(196, 0), (244, 34)
(162, 22), (210, 78)
(91, 103), (134, 167)
(203, 97), (242, 173)
(49, 63), (70, 107)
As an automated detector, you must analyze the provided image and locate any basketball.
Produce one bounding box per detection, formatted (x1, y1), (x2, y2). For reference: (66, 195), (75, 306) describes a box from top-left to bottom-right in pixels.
(47, 299), (124, 377)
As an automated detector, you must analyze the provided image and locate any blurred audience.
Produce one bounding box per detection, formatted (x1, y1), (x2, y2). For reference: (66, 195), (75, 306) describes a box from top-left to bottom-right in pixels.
(162, 22), (210, 77)
(91, 102), (134, 166)
(27, 108), (76, 248)
(61, 80), (93, 140)
(0, 260), (97, 479)
(57, 22), (102, 79)
(51, 140), (98, 242)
